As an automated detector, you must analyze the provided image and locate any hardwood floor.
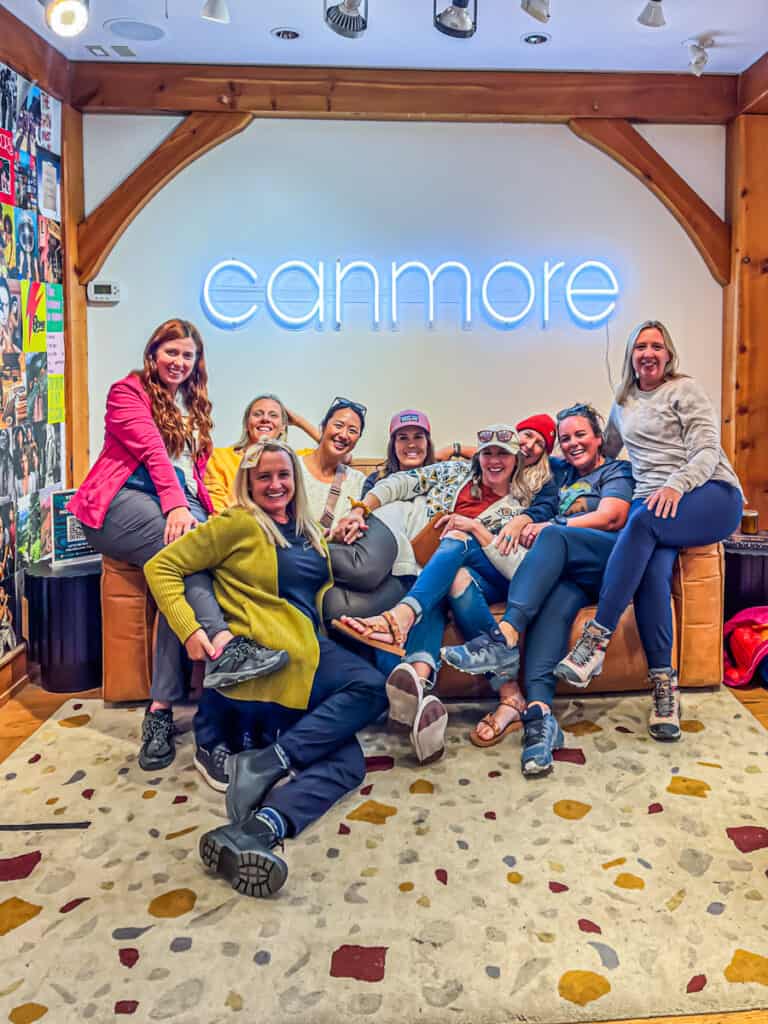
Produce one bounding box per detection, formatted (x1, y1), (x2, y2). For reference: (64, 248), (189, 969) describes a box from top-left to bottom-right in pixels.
(0, 677), (766, 1024)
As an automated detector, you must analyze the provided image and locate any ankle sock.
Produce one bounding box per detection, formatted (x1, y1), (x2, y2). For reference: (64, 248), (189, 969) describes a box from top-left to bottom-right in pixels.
(255, 807), (287, 840)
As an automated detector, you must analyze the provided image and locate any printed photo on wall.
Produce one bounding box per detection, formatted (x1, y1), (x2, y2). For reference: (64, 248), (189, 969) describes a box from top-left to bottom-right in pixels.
(37, 91), (61, 156)
(14, 151), (37, 211)
(26, 352), (47, 423)
(21, 280), (46, 351)
(0, 426), (12, 502)
(34, 421), (60, 489)
(1, 277), (22, 361)
(2, 360), (27, 427)
(36, 148), (60, 223)
(14, 80), (40, 158)
(0, 128), (13, 206)
(39, 217), (62, 283)
(16, 211), (40, 282)
(0, 65), (18, 135)
(0, 204), (15, 277)
(14, 432), (39, 504)
(39, 487), (52, 559)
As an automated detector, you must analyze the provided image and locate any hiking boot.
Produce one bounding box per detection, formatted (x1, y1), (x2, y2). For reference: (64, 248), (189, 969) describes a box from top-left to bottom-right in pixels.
(138, 708), (175, 771)
(199, 812), (288, 898)
(554, 619), (612, 688)
(648, 668), (681, 742)
(521, 705), (564, 776)
(204, 636), (289, 690)
(226, 744), (290, 823)
(441, 626), (520, 678)
(194, 742), (232, 792)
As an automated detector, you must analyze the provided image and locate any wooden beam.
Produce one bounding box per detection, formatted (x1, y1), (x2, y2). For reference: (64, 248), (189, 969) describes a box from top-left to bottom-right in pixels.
(76, 111), (253, 285)
(722, 115), (768, 522)
(738, 50), (768, 115)
(69, 63), (738, 124)
(0, 5), (69, 102)
(61, 104), (90, 486)
(569, 118), (731, 286)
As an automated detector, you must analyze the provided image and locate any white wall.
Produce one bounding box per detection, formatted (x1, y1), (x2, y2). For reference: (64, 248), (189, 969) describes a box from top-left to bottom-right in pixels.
(83, 117), (725, 459)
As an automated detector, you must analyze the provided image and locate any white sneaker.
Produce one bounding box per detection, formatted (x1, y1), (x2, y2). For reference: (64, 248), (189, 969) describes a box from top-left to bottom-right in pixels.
(411, 695), (448, 765)
(554, 619), (612, 688)
(385, 663), (424, 731)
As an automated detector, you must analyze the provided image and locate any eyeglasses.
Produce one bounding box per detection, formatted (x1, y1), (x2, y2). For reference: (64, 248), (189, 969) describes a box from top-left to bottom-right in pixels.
(329, 396), (367, 419)
(556, 403), (595, 422)
(477, 428), (515, 444)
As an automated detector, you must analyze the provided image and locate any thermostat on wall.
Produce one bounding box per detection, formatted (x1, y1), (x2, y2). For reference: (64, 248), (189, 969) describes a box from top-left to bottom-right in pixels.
(86, 280), (121, 306)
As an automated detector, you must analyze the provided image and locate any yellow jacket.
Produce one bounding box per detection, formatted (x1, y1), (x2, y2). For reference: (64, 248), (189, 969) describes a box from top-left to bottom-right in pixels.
(205, 445), (314, 515)
(144, 506), (333, 708)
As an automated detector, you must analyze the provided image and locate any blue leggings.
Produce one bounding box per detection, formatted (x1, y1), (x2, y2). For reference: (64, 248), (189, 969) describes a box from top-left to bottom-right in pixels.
(597, 481), (742, 667)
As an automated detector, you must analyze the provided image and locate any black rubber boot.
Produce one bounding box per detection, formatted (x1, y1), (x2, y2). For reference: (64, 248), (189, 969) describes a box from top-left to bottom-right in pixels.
(199, 813), (288, 898)
(225, 745), (289, 823)
(138, 708), (175, 771)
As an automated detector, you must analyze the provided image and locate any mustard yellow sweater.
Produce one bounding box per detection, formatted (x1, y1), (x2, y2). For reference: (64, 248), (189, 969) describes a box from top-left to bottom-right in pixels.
(205, 445), (314, 515)
(144, 507), (333, 708)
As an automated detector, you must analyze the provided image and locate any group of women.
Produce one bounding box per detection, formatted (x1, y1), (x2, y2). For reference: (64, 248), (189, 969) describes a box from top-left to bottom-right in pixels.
(70, 316), (743, 899)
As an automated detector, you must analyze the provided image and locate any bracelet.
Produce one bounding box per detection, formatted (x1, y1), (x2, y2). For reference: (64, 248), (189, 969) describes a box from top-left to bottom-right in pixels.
(349, 499), (372, 519)
(452, 442), (462, 458)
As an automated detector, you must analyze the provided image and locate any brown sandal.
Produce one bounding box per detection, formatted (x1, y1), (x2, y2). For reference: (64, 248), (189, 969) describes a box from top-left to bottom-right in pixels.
(331, 609), (407, 657)
(469, 695), (525, 748)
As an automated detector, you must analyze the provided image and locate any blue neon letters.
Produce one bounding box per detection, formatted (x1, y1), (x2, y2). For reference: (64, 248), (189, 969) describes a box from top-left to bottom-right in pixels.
(202, 257), (619, 330)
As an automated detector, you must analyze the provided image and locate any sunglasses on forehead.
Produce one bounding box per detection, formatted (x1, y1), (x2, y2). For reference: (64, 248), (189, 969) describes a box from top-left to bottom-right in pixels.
(329, 396), (367, 418)
(477, 428), (515, 445)
(556, 403), (596, 422)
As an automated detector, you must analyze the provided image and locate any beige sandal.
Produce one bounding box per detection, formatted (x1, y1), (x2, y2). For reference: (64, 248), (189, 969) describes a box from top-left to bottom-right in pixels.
(470, 694), (525, 748)
(331, 609), (407, 657)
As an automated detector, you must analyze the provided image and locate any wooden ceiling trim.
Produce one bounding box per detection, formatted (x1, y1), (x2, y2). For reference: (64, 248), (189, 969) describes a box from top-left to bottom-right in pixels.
(76, 110), (253, 284)
(737, 50), (768, 115)
(0, 5), (70, 102)
(69, 63), (738, 124)
(569, 117), (731, 286)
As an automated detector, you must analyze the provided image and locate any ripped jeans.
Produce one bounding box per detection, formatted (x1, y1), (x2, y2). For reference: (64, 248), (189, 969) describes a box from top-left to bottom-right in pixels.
(398, 535), (508, 677)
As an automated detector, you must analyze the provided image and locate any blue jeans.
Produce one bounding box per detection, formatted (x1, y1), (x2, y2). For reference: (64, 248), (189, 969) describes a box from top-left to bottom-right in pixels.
(597, 481), (743, 667)
(402, 535), (508, 674)
(196, 635), (387, 835)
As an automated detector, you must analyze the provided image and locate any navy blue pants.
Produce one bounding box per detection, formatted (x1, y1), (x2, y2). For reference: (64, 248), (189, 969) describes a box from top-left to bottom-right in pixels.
(597, 481), (742, 667)
(195, 635), (387, 836)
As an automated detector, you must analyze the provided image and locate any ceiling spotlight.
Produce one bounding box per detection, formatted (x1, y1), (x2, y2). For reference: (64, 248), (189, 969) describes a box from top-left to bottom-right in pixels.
(522, 31), (550, 45)
(520, 0), (550, 25)
(683, 38), (709, 77)
(637, 1), (665, 28)
(325, 0), (368, 39)
(434, 0), (477, 39)
(43, 0), (89, 37)
(201, 0), (230, 24)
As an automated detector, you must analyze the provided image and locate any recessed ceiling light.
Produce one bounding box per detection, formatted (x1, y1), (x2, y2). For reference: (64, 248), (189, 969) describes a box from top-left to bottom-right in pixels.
(270, 27), (301, 40)
(522, 31), (550, 44)
(103, 18), (165, 41)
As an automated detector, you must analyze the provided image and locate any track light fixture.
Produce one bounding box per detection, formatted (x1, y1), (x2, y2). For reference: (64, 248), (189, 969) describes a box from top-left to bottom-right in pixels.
(520, 0), (550, 25)
(434, 0), (477, 38)
(325, 0), (368, 38)
(637, 0), (665, 28)
(201, 0), (230, 24)
(683, 37), (710, 77)
(42, 0), (89, 37)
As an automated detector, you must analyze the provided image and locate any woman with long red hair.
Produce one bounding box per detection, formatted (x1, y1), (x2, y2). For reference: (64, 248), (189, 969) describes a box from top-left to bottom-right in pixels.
(70, 319), (284, 773)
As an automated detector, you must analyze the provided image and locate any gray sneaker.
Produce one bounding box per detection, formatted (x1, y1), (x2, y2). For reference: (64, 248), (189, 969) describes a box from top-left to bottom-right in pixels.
(441, 626), (520, 678)
(647, 668), (681, 741)
(554, 619), (612, 688)
(204, 636), (289, 690)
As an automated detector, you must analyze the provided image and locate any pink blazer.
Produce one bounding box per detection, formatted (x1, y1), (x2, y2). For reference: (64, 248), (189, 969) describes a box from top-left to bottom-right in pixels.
(69, 373), (213, 529)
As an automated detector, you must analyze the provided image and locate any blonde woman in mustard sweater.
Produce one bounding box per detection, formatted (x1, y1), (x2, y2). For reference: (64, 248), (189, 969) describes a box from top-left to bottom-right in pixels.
(145, 439), (387, 898)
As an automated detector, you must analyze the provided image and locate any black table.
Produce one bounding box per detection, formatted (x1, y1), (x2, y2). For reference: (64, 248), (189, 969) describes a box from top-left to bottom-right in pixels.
(25, 559), (103, 693)
(723, 531), (768, 621)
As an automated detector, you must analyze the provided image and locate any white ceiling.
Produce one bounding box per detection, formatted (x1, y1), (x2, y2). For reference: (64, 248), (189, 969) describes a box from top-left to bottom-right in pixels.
(4, 0), (767, 74)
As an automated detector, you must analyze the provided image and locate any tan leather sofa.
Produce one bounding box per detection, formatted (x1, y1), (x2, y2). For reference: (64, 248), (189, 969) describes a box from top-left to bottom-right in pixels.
(100, 544), (723, 703)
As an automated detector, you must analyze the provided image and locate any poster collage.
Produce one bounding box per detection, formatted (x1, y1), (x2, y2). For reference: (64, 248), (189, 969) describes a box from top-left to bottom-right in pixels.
(0, 60), (66, 656)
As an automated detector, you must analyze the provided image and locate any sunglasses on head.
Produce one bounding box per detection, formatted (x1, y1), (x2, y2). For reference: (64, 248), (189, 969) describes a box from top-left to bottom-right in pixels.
(556, 403), (595, 422)
(477, 428), (515, 445)
(329, 396), (367, 418)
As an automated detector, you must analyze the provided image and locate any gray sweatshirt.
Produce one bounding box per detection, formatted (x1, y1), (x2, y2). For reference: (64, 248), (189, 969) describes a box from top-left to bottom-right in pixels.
(604, 377), (742, 499)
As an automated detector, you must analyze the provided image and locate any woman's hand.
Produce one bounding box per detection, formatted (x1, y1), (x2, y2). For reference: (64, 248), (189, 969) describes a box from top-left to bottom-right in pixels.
(645, 486), (682, 519)
(435, 513), (476, 540)
(164, 506), (197, 545)
(494, 516), (529, 555)
(185, 628), (216, 661)
(333, 509), (368, 545)
(519, 521), (551, 549)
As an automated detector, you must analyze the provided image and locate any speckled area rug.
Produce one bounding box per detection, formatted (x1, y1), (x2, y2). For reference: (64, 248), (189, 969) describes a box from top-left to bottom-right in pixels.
(1, 690), (767, 1024)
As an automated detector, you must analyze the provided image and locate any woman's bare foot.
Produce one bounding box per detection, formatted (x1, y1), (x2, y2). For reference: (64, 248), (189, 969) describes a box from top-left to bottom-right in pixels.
(474, 681), (525, 743)
(340, 604), (416, 646)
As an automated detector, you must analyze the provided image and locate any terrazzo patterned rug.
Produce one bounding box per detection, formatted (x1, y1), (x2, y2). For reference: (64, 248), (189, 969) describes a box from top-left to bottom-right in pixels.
(1, 691), (767, 1024)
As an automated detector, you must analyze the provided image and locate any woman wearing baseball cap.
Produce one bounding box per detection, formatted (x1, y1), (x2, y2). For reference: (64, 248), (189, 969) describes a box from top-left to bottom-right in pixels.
(362, 409), (436, 496)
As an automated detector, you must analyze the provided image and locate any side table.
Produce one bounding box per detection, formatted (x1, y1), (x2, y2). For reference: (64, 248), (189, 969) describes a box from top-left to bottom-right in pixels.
(25, 560), (103, 693)
(723, 531), (768, 622)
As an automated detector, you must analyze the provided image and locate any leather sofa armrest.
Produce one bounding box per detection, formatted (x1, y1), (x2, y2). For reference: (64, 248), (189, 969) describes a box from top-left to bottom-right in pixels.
(101, 556), (155, 703)
(672, 543), (724, 686)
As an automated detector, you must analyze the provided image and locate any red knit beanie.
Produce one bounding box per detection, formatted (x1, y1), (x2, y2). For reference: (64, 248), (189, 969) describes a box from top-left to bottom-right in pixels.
(516, 414), (557, 454)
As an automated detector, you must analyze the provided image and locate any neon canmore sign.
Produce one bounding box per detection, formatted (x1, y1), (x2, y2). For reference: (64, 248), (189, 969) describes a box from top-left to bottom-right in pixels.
(201, 258), (619, 330)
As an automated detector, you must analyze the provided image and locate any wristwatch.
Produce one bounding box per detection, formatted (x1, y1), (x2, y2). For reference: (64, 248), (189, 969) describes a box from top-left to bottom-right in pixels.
(554, 514), (568, 526)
